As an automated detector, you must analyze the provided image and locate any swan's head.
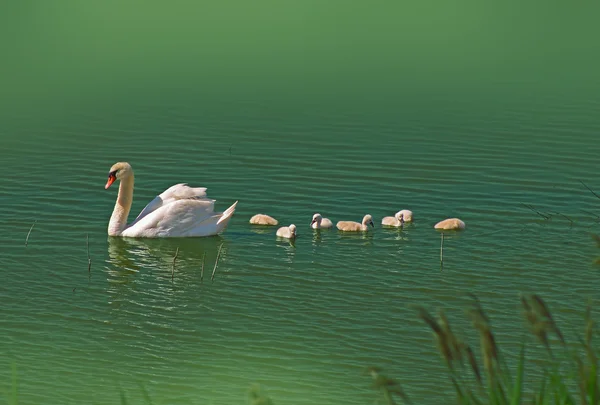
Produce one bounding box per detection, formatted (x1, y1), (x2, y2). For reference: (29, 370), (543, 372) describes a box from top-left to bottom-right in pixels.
(289, 224), (297, 236)
(311, 213), (322, 226)
(362, 214), (374, 228)
(395, 211), (404, 221)
(105, 162), (133, 189)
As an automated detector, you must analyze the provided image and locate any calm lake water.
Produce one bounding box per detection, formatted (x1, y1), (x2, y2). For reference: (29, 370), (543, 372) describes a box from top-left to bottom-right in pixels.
(2, 90), (600, 404)
(2, 2), (600, 404)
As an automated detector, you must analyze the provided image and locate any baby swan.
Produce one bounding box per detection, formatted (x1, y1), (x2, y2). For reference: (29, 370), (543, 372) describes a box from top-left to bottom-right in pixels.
(434, 218), (465, 230)
(336, 214), (375, 232)
(311, 213), (333, 229)
(249, 214), (279, 226)
(398, 209), (413, 222)
(382, 211), (405, 227)
(276, 224), (297, 239)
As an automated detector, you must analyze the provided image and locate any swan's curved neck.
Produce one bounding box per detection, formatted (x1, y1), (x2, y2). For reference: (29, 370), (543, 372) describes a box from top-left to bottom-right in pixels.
(108, 174), (134, 236)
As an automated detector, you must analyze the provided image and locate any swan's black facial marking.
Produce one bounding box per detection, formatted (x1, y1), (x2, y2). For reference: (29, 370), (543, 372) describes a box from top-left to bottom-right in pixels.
(105, 170), (118, 189)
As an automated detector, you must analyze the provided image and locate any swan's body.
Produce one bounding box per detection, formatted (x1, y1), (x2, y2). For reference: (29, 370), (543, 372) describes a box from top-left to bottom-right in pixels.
(382, 210), (413, 226)
(336, 214), (375, 232)
(105, 162), (238, 238)
(434, 218), (465, 231)
(398, 209), (413, 222)
(276, 224), (297, 239)
(435, 217), (465, 268)
(249, 214), (278, 226)
(311, 213), (333, 229)
(381, 214), (403, 227)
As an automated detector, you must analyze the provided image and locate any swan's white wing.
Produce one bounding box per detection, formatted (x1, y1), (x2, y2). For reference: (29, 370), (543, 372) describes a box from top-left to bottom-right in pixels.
(131, 183), (211, 225)
(123, 198), (217, 238)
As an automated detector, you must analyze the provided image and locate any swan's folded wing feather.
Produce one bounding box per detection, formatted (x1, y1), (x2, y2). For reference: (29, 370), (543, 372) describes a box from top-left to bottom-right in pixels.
(123, 198), (217, 237)
(132, 195), (164, 225)
(336, 221), (362, 231)
(159, 183), (208, 201)
(131, 183), (211, 225)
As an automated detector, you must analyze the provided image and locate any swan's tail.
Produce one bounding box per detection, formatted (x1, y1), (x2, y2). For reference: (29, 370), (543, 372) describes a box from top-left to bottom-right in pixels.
(217, 200), (238, 227)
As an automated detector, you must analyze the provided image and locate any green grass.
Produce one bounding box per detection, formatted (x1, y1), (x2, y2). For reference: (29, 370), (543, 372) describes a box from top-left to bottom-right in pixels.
(403, 293), (598, 405)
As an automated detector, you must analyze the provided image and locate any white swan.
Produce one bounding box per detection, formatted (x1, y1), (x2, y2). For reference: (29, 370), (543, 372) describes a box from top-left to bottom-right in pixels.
(336, 214), (375, 232)
(434, 218), (465, 230)
(276, 224), (297, 239)
(249, 214), (279, 226)
(310, 213), (333, 229)
(105, 162), (238, 238)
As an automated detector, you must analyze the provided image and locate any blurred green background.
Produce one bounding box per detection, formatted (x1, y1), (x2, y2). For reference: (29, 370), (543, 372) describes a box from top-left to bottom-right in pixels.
(2, 0), (599, 118)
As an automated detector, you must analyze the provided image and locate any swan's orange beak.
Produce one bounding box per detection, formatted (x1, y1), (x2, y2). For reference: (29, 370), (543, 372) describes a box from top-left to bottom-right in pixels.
(105, 174), (116, 189)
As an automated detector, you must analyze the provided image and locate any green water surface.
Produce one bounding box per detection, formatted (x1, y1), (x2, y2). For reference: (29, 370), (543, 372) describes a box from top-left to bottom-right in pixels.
(1, 1), (600, 404)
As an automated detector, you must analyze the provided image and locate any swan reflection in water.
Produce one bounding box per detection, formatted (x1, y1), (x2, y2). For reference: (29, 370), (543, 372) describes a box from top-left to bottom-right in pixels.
(336, 229), (375, 245)
(312, 229), (323, 245)
(105, 236), (229, 285)
(249, 226), (276, 236)
(103, 236), (229, 323)
(381, 222), (414, 242)
(275, 233), (297, 263)
(310, 221), (336, 246)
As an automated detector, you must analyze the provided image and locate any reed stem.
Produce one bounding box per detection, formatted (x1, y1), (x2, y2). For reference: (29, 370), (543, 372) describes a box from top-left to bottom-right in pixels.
(172, 247), (179, 281)
(25, 220), (37, 247)
(440, 233), (444, 270)
(86, 233), (91, 273)
(212, 243), (224, 281)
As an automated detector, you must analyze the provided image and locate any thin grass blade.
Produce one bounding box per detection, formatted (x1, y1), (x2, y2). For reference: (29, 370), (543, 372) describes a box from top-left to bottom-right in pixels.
(11, 362), (18, 405)
(467, 390), (483, 405)
(549, 372), (576, 405)
(119, 386), (128, 405)
(450, 376), (467, 404)
(510, 343), (525, 405)
(138, 382), (153, 405)
(537, 372), (548, 405)
(588, 359), (597, 405)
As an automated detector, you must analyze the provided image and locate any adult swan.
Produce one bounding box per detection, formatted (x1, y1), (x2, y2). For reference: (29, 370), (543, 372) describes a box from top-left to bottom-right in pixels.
(105, 162), (238, 238)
